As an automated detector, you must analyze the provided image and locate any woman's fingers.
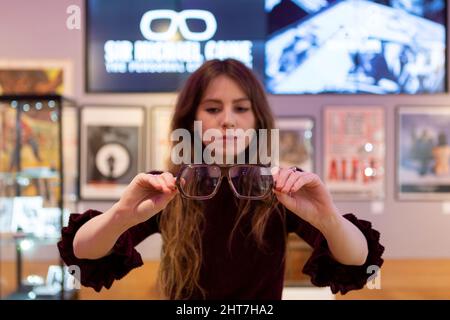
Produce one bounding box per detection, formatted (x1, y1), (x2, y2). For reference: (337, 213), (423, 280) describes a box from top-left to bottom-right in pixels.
(273, 167), (295, 191)
(281, 171), (299, 193)
(144, 172), (178, 194)
(155, 175), (172, 193)
(147, 174), (171, 193)
(147, 174), (163, 191)
(272, 168), (319, 195)
(290, 172), (317, 193)
(160, 172), (177, 191)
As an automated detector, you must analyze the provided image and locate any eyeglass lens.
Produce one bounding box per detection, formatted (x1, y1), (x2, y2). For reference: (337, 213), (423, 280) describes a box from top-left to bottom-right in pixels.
(178, 165), (273, 199)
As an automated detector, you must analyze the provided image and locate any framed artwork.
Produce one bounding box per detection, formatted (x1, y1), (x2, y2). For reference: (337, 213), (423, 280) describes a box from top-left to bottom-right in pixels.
(35, 207), (70, 238)
(397, 106), (450, 200)
(5, 196), (67, 238)
(323, 106), (385, 200)
(0, 197), (14, 233)
(275, 116), (314, 173)
(0, 59), (73, 96)
(79, 105), (146, 200)
(10, 196), (44, 234)
(149, 105), (175, 171)
(0, 100), (16, 175)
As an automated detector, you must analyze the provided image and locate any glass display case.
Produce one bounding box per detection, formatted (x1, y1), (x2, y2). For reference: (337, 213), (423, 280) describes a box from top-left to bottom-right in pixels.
(0, 95), (78, 300)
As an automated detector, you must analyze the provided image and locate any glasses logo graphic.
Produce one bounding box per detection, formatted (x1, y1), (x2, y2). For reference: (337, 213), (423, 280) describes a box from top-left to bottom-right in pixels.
(140, 9), (217, 41)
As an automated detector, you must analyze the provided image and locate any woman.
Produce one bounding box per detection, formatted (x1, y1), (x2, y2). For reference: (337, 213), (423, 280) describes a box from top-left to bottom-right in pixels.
(58, 59), (384, 300)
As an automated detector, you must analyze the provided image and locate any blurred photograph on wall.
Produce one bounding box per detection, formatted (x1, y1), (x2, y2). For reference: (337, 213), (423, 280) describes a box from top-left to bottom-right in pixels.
(9, 196), (43, 234)
(79, 106), (146, 200)
(323, 106), (385, 200)
(0, 60), (73, 96)
(397, 106), (450, 200)
(276, 117), (314, 172)
(0, 197), (13, 233)
(0, 101), (17, 172)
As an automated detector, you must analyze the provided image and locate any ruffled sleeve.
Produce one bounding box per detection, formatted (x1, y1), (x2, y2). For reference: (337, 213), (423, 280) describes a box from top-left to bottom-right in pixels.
(57, 209), (161, 292)
(286, 211), (385, 295)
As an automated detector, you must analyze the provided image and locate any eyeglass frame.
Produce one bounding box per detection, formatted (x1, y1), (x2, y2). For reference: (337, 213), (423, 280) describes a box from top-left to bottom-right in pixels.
(175, 164), (275, 200)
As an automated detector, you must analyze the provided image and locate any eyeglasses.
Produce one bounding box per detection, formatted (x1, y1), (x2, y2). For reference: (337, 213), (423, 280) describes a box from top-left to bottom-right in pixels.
(176, 164), (274, 200)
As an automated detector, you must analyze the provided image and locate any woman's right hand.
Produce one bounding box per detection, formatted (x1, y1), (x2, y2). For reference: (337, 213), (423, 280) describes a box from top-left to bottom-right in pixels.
(116, 172), (178, 227)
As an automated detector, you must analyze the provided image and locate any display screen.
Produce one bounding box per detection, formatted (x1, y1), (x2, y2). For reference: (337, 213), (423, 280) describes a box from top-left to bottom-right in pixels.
(86, 0), (266, 92)
(86, 0), (447, 94)
(266, 0), (447, 94)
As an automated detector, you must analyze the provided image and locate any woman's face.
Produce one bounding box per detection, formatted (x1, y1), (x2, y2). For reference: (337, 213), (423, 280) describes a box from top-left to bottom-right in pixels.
(195, 75), (256, 162)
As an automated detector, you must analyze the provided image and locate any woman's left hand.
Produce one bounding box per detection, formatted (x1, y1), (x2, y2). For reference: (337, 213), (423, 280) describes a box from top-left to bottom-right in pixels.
(272, 167), (339, 230)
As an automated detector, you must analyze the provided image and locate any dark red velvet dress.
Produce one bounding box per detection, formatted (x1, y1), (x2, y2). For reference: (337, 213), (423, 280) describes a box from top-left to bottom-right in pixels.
(58, 172), (384, 299)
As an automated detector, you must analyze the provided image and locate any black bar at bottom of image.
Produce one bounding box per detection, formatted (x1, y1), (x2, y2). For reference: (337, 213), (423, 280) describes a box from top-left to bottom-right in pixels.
(1, 300), (449, 319)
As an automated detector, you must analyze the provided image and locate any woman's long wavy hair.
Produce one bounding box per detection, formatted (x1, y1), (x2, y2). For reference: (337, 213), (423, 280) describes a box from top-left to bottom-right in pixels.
(158, 59), (286, 300)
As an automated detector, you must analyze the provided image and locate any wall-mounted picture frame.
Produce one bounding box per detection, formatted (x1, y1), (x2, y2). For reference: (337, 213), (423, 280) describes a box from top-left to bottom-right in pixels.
(10, 196), (43, 234)
(396, 106), (450, 201)
(275, 116), (315, 173)
(0, 59), (73, 96)
(149, 105), (175, 172)
(79, 105), (146, 201)
(0, 197), (14, 233)
(323, 106), (385, 200)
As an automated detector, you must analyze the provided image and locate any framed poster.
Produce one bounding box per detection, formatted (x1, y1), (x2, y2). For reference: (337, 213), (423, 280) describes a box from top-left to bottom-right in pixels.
(10, 196), (44, 234)
(323, 106), (385, 200)
(79, 105), (146, 200)
(0, 197), (14, 233)
(397, 106), (450, 200)
(275, 116), (314, 173)
(149, 105), (175, 171)
(0, 59), (73, 96)
(0, 100), (16, 175)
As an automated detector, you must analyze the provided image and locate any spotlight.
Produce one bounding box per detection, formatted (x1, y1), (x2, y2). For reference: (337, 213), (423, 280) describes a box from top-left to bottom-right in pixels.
(20, 239), (34, 251)
(364, 143), (373, 152)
